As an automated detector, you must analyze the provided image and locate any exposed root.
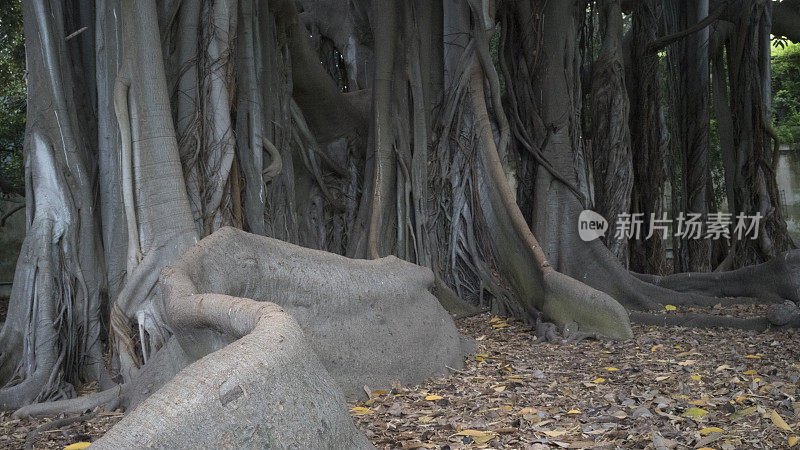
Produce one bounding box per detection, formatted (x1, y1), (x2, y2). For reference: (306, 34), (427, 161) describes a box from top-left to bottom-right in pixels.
(13, 385), (125, 418)
(630, 311), (771, 331)
(633, 250), (800, 303)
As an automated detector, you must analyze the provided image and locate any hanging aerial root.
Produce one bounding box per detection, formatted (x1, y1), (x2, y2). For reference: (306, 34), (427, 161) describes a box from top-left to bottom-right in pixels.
(260, 136), (283, 181)
(113, 72), (142, 276)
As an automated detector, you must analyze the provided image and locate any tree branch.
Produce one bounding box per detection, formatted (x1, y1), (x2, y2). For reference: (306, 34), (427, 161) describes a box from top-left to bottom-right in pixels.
(647, 2), (727, 53)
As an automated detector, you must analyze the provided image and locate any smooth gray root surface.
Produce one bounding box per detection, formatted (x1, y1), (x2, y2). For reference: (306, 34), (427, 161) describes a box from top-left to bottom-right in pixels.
(160, 227), (465, 398)
(55, 227), (466, 446)
(95, 302), (373, 449)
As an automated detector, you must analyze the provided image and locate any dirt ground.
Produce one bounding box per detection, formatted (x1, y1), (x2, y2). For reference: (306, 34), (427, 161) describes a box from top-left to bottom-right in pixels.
(1, 303), (799, 449)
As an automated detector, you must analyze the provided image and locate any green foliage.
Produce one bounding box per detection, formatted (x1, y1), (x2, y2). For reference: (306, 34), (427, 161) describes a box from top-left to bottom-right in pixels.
(772, 42), (800, 149)
(0, 0), (25, 197)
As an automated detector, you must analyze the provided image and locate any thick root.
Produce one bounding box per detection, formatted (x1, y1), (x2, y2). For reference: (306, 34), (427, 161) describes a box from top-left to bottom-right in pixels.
(635, 250), (800, 303)
(12, 385), (125, 418)
(94, 302), (372, 449)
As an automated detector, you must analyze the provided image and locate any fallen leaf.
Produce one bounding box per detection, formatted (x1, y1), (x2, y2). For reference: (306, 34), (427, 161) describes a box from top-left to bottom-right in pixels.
(745, 354), (761, 359)
(64, 444), (92, 450)
(604, 367), (619, 371)
(699, 427), (724, 436)
(743, 369), (758, 375)
(350, 406), (372, 415)
(678, 360), (697, 366)
(455, 429), (495, 444)
(770, 409), (793, 432)
(691, 374), (702, 381)
(683, 407), (709, 419)
(592, 377), (605, 384)
(543, 430), (568, 438)
(665, 305), (677, 311)
(489, 317), (501, 323)
(567, 409), (581, 414)
(789, 436), (799, 447)
(732, 406), (758, 419)
(424, 395), (443, 401)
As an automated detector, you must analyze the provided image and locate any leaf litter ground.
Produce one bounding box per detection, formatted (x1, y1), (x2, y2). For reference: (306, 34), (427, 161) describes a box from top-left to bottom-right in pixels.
(2, 304), (799, 449)
(350, 307), (800, 449)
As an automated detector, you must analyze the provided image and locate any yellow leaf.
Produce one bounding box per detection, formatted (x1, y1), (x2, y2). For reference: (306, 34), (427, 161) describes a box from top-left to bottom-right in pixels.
(732, 406), (758, 418)
(691, 374), (702, 382)
(770, 409), (793, 432)
(604, 367), (619, 371)
(699, 427), (724, 436)
(473, 434), (495, 445)
(567, 409), (581, 414)
(350, 407), (372, 415)
(456, 429), (486, 436)
(651, 345), (663, 351)
(789, 436), (799, 447)
(683, 407), (709, 419)
(736, 396), (747, 403)
(425, 395), (443, 401)
(489, 317), (501, 323)
(64, 444), (92, 450)
(743, 369), (758, 375)
(456, 429), (495, 444)
(592, 377), (605, 384)
(665, 305), (677, 311)
(492, 323), (508, 328)
(745, 354), (761, 359)
(543, 430), (569, 438)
